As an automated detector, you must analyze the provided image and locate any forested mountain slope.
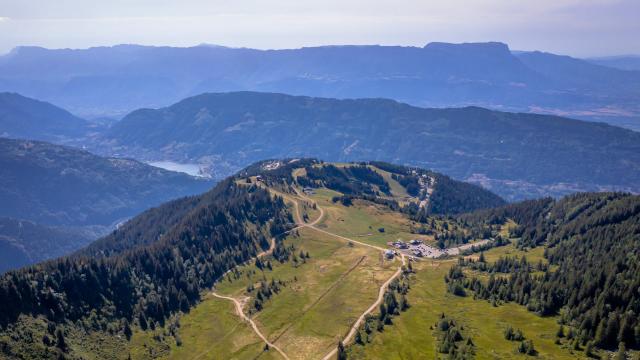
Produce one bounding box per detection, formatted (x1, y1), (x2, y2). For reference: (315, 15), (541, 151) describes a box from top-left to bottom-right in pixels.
(453, 192), (640, 351)
(1, 159), (638, 358)
(0, 217), (102, 274)
(0, 137), (213, 273)
(0, 179), (291, 359)
(0, 92), (90, 142)
(105, 92), (640, 200)
(0, 137), (212, 227)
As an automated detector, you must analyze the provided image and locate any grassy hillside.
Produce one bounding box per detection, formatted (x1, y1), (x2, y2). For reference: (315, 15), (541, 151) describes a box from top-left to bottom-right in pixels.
(0, 179), (291, 359)
(1, 160), (636, 359)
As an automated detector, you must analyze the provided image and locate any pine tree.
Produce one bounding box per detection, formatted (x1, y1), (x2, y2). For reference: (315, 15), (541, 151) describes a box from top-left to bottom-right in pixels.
(123, 319), (132, 340)
(337, 341), (347, 360)
(504, 325), (514, 340)
(55, 329), (66, 351)
(379, 303), (387, 321)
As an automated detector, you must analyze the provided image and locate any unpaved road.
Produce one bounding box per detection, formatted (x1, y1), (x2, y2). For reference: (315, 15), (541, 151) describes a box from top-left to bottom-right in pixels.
(212, 185), (405, 360)
(209, 187), (324, 360)
(211, 291), (290, 360)
(292, 189), (407, 360)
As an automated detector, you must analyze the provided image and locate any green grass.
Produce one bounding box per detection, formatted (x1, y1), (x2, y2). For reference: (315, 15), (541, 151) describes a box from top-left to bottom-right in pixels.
(128, 293), (276, 360)
(150, 222), (397, 360)
(220, 227), (397, 359)
(309, 190), (426, 248)
(348, 245), (588, 360)
(129, 176), (592, 360)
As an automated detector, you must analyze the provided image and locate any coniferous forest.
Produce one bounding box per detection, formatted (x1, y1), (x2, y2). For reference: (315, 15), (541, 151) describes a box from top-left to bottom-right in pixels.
(0, 179), (292, 357)
(449, 192), (640, 351)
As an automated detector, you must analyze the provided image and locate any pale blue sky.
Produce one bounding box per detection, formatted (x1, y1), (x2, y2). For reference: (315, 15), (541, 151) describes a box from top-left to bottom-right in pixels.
(0, 0), (638, 57)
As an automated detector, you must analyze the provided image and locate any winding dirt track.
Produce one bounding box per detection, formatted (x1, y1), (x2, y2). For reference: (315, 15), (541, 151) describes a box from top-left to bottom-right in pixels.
(211, 291), (290, 359)
(211, 185), (405, 360)
(291, 189), (407, 360)
(209, 187), (323, 360)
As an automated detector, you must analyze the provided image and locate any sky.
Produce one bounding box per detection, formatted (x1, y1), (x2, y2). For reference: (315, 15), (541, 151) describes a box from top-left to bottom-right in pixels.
(0, 0), (638, 57)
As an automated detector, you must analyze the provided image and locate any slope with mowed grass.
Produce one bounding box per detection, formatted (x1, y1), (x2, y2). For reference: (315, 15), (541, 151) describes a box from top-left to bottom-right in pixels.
(127, 163), (527, 360)
(129, 294), (274, 360)
(347, 244), (585, 360)
(213, 226), (398, 360)
(308, 189), (428, 249)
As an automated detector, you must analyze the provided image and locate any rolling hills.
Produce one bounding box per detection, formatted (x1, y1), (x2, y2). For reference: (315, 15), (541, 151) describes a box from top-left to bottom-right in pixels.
(0, 92), (90, 142)
(0, 137), (213, 226)
(1, 42), (638, 129)
(0, 217), (102, 273)
(1, 159), (637, 359)
(104, 91), (640, 200)
(0, 137), (214, 272)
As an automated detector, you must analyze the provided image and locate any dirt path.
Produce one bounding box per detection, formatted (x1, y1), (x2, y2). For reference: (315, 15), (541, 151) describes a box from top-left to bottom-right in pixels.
(270, 255), (367, 344)
(291, 188), (407, 360)
(211, 292), (290, 360)
(208, 188), (324, 360)
(319, 251), (405, 360)
(212, 185), (404, 360)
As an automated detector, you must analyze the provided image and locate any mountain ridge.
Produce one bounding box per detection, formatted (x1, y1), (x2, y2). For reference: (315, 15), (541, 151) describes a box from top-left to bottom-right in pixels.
(1, 41), (638, 129)
(103, 91), (640, 201)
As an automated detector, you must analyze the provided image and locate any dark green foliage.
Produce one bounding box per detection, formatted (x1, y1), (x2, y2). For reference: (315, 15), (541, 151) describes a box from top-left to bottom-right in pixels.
(355, 277), (411, 348)
(434, 314), (475, 359)
(504, 326), (525, 341)
(305, 164), (389, 196)
(427, 174), (506, 215)
(337, 341), (347, 360)
(517, 339), (536, 356)
(332, 196), (353, 207)
(458, 197), (554, 248)
(451, 193), (640, 351)
(0, 179), (291, 338)
(295, 161), (504, 217)
(392, 174), (421, 197)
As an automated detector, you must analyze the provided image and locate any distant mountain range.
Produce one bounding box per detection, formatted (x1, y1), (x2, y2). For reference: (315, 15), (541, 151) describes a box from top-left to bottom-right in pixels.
(0, 217), (102, 273)
(1, 42), (638, 130)
(102, 91), (640, 201)
(0, 92), (91, 142)
(586, 55), (640, 71)
(0, 137), (214, 272)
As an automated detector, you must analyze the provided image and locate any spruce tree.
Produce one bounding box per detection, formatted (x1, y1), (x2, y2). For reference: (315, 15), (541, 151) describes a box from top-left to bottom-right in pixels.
(337, 341), (347, 360)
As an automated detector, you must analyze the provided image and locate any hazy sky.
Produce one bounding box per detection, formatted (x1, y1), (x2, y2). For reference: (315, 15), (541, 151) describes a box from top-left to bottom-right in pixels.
(0, 0), (638, 57)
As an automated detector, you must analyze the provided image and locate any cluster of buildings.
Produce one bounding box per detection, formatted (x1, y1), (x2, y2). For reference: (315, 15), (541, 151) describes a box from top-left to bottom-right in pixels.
(386, 239), (430, 259)
(385, 238), (452, 259)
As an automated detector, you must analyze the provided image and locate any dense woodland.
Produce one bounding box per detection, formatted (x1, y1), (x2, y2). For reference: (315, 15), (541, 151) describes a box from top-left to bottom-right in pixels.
(299, 164), (390, 195)
(449, 193), (640, 351)
(293, 161), (504, 217)
(0, 179), (292, 358)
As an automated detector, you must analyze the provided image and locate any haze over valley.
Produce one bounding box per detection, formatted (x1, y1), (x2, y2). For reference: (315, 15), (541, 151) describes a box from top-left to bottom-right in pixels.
(0, 1), (639, 359)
